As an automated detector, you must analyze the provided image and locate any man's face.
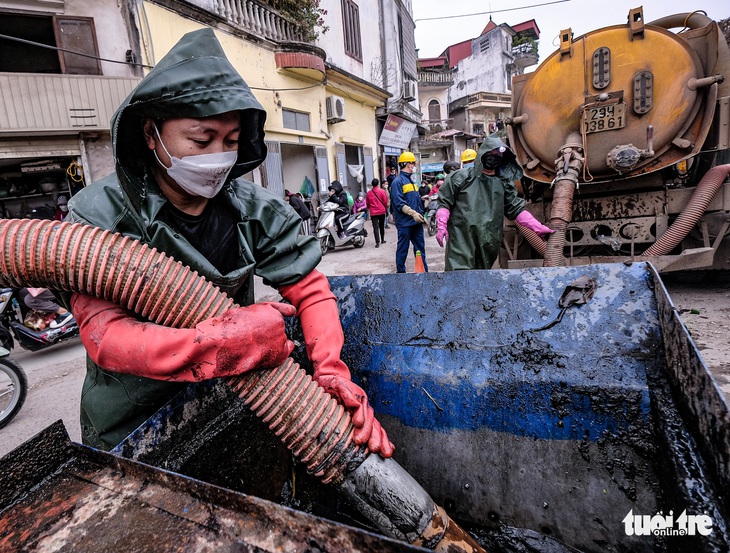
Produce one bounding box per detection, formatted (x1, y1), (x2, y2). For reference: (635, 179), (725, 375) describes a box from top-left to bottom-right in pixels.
(144, 111), (240, 162)
(143, 111), (241, 197)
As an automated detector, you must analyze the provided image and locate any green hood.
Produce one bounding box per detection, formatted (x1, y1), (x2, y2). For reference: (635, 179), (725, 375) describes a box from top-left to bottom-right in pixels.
(473, 135), (523, 181)
(112, 28), (267, 212)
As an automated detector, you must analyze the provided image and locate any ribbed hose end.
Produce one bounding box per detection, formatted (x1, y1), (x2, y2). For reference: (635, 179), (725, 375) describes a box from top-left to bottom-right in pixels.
(0, 218), (370, 483)
(227, 358), (368, 485)
(516, 225), (548, 258)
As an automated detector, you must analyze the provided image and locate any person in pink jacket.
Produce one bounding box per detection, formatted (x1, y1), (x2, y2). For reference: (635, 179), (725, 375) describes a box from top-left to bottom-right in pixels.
(365, 178), (389, 247)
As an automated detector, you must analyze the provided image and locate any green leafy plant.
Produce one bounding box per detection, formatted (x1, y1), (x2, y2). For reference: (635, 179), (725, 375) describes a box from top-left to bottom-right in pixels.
(277, 0), (329, 41)
(512, 36), (538, 51)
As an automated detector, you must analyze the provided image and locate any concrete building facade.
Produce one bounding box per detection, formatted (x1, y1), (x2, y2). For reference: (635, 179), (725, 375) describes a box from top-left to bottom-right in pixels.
(0, 0), (141, 219)
(0, 0), (421, 217)
(416, 17), (539, 171)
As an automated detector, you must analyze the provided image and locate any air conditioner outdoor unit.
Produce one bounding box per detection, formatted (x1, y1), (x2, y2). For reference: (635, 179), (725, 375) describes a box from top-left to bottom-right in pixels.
(403, 80), (417, 101)
(326, 95), (346, 123)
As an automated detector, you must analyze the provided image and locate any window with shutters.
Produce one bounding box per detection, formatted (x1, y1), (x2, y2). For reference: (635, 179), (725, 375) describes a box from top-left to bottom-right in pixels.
(282, 109), (311, 132)
(341, 0), (362, 61)
(479, 36), (491, 53)
(428, 100), (441, 123)
(0, 13), (100, 74)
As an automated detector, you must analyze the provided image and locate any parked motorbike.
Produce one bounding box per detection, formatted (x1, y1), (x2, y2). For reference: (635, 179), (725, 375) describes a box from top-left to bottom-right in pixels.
(0, 288), (79, 353)
(316, 201), (367, 255)
(425, 191), (439, 237)
(0, 347), (26, 428)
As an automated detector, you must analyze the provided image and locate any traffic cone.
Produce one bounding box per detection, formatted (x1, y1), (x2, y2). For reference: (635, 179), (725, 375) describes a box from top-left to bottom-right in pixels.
(414, 250), (426, 273)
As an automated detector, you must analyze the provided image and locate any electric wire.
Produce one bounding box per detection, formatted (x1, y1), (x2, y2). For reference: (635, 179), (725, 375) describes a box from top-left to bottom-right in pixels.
(0, 32), (153, 69)
(0, 32), (328, 92)
(414, 0), (571, 22)
(249, 77), (327, 91)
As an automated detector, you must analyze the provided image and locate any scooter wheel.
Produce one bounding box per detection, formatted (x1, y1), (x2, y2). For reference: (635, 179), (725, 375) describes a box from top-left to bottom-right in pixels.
(0, 357), (27, 429)
(428, 218), (437, 237)
(0, 333), (11, 352)
(352, 235), (365, 248)
(320, 236), (331, 256)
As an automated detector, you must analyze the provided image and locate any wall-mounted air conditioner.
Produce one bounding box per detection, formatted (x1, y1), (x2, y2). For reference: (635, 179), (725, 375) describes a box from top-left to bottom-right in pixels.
(326, 95), (346, 123)
(403, 80), (417, 101)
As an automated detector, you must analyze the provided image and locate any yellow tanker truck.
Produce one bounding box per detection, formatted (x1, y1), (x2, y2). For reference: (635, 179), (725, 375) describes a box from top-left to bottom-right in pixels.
(506, 7), (730, 273)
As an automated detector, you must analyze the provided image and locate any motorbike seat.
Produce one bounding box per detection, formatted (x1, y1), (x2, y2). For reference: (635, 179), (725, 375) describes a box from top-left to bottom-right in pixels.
(341, 213), (361, 227)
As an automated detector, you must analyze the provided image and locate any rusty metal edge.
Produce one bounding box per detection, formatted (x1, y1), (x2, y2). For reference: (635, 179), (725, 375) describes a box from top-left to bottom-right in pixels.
(648, 262), (730, 506)
(0, 421), (430, 553)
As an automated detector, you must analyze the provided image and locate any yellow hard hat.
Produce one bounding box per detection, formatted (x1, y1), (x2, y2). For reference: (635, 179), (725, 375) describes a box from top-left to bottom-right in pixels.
(461, 149), (477, 163)
(398, 151), (417, 164)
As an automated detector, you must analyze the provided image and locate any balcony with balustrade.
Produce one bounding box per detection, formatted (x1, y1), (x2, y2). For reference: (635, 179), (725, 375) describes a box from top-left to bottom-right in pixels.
(512, 41), (539, 69)
(210, 0), (307, 42)
(450, 92), (512, 112)
(510, 19), (540, 69)
(204, 1), (326, 79)
(417, 70), (456, 88)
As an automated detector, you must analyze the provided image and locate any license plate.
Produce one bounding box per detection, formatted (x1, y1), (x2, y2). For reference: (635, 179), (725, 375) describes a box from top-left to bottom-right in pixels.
(583, 103), (626, 133)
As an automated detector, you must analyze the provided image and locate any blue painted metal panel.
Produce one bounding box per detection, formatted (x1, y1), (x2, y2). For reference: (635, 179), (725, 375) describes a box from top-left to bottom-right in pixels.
(328, 263), (659, 442)
(113, 261), (728, 552)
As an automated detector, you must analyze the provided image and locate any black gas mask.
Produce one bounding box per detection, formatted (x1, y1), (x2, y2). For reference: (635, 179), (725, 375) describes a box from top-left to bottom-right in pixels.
(482, 148), (505, 171)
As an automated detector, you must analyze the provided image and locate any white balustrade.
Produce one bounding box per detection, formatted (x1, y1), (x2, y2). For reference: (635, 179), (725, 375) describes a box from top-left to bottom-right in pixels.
(212, 0), (306, 43)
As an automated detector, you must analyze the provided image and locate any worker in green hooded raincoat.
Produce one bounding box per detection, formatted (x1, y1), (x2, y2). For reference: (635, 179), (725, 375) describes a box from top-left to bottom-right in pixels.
(64, 28), (393, 458)
(436, 136), (553, 270)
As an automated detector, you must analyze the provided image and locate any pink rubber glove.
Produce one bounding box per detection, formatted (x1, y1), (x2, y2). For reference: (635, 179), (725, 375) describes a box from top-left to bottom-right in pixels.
(516, 210), (554, 237)
(436, 208), (450, 247)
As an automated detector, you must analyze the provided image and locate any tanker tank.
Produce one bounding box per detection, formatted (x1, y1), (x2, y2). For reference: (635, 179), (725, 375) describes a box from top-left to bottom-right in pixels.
(505, 7), (730, 273)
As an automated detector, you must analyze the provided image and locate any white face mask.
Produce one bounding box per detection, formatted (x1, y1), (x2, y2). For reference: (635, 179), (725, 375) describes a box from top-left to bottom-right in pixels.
(153, 124), (238, 198)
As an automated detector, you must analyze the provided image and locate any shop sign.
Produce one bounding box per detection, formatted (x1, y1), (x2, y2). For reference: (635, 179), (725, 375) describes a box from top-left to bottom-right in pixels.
(379, 115), (417, 149)
(422, 162), (444, 173)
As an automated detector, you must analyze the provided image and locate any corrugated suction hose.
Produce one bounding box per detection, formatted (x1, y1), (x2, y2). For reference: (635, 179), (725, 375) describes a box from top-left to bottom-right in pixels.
(544, 177), (575, 266)
(516, 225), (547, 258)
(644, 164), (730, 256)
(0, 218), (485, 553)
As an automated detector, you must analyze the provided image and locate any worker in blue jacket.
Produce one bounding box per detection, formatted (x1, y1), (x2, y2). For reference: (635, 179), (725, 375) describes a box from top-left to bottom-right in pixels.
(390, 151), (428, 273)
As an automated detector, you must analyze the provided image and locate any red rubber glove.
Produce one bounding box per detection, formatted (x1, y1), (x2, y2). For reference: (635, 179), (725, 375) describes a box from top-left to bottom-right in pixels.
(516, 210), (554, 237)
(71, 293), (295, 381)
(279, 270), (394, 458)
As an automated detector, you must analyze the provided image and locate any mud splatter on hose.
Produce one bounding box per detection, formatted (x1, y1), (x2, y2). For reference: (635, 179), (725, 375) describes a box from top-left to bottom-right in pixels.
(0, 218), (486, 553)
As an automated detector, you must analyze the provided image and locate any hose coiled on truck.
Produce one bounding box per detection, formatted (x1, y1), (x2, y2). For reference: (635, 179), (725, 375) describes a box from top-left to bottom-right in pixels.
(644, 164), (730, 257)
